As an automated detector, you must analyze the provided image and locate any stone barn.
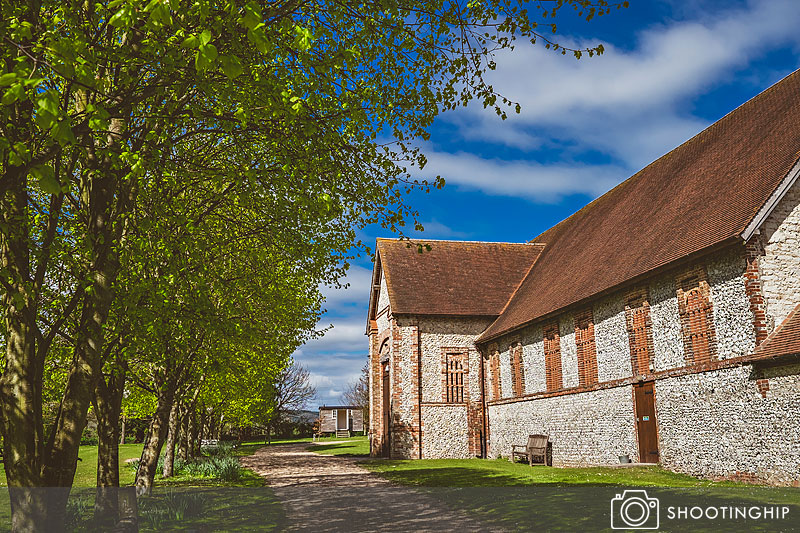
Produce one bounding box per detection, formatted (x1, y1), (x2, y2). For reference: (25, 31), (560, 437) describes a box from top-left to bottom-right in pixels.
(366, 69), (800, 485)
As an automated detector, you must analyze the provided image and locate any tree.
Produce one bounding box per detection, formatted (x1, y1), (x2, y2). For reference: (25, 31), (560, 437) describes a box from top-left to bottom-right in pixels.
(263, 362), (317, 444)
(343, 363), (370, 429)
(1, 0), (623, 528)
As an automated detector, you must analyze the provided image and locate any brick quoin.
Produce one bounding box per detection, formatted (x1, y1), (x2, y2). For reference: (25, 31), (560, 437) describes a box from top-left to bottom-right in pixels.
(745, 237), (770, 345)
(757, 378), (770, 398)
(625, 288), (656, 375)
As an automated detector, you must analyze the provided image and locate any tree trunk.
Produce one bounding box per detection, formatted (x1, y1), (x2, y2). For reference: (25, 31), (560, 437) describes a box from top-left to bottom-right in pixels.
(93, 367), (125, 523)
(0, 176), (48, 532)
(178, 407), (190, 461)
(191, 408), (201, 458)
(120, 416), (126, 445)
(197, 407), (206, 455)
(162, 401), (180, 478)
(135, 390), (175, 496)
(41, 164), (128, 524)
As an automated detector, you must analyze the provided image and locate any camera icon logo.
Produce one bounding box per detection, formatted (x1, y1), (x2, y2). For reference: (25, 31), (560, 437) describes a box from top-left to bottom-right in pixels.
(611, 490), (660, 529)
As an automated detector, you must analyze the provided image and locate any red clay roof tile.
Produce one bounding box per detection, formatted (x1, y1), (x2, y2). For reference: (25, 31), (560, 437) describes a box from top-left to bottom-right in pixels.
(377, 239), (544, 316)
(752, 304), (800, 360)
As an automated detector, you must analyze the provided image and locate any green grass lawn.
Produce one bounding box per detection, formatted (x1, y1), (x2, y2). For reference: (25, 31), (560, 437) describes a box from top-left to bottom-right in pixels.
(0, 442), (288, 531)
(305, 442), (800, 531)
(309, 436), (369, 457)
(361, 457), (741, 487)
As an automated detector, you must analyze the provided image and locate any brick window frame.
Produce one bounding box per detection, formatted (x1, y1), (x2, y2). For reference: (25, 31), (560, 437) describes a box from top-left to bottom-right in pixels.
(676, 267), (718, 365)
(625, 288), (656, 375)
(510, 342), (525, 396)
(441, 349), (469, 403)
(543, 321), (563, 392)
(489, 349), (502, 400)
(574, 309), (599, 386)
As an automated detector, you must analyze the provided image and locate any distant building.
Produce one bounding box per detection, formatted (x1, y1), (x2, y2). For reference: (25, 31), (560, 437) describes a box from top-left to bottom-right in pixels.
(366, 70), (800, 485)
(319, 405), (364, 437)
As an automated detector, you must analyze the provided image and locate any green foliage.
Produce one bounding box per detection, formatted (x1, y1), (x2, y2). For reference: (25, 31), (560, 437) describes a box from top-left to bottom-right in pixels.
(139, 491), (209, 530)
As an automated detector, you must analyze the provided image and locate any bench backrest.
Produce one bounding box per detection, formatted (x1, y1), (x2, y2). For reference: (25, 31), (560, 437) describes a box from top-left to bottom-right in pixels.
(526, 434), (548, 452)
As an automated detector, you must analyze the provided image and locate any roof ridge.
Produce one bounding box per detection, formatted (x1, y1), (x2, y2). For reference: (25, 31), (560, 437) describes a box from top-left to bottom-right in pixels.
(376, 237), (538, 245)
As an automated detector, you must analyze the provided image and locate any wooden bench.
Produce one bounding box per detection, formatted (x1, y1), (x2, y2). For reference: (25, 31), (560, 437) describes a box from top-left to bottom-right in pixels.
(511, 434), (549, 466)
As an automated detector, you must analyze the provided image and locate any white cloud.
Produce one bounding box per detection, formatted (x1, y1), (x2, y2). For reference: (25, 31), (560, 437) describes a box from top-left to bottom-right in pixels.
(421, 149), (626, 202)
(430, 0), (800, 198)
(320, 265), (373, 307)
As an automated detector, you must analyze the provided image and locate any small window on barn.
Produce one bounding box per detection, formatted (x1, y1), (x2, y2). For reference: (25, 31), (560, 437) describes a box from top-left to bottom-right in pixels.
(625, 289), (655, 375)
(510, 343), (525, 396)
(574, 309), (598, 386)
(543, 321), (563, 392)
(676, 268), (717, 365)
(442, 350), (468, 403)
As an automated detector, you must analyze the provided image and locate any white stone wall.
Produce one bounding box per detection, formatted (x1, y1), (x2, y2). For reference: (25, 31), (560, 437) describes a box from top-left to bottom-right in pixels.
(418, 316), (493, 403)
(376, 272), (391, 334)
(593, 293), (633, 381)
(759, 178), (800, 329)
(559, 314), (578, 389)
(656, 364), (800, 485)
(499, 345), (513, 398)
(422, 405), (470, 458)
(522, 325), (546, 394)
(393, 319), (418, 427)
(707, 250), (756, 359)
(488, 386), (638, 465)
(649, 275), (685, 371)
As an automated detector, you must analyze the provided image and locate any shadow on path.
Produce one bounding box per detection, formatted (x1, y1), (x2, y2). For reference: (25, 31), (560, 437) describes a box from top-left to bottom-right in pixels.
(241, 443), (503, 532)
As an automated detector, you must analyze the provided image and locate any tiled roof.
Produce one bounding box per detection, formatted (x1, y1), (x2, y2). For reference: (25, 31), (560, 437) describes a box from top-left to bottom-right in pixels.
(479, 68), (800, 342)
(377, 239), (544, 316)
(752, 304), (800, 360)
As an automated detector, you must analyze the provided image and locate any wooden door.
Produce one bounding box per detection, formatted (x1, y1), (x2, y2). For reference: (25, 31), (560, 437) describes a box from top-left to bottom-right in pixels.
(634, 381), (659, 463)
(382, 361), (390, 457)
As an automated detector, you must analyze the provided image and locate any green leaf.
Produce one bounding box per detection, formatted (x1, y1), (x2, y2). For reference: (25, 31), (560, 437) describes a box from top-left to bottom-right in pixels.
(199, 29), (212, 45)
(195, 43), (218, 71)
(0, 73), (17, 86)
(30, 165), (61, 194)
(220, 55), (243, 79)
(239, 3), (262, 30)
(2, 83), (25, 105)
(182, 35), (200, 49)
(109, 4), (135, 28)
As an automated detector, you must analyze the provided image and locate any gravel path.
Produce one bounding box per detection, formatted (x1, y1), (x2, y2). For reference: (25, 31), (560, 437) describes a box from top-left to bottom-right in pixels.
(240, 442), (504, 532)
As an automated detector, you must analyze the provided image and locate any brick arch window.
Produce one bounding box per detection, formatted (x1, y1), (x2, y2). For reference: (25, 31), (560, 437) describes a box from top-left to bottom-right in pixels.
(442, 350), (468, 403)
(677, 268), (717, 365)
(543, 321), (563, 391)
(574, 309), (598, 386)
(625, 289), (655, 375)
(510, 343), (525, 396)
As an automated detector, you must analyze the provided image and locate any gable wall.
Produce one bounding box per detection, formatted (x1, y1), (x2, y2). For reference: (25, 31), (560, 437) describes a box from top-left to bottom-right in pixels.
(758, 177), (800, 330)
(376, 271), (391, 334)
(418, 315), (494, 458)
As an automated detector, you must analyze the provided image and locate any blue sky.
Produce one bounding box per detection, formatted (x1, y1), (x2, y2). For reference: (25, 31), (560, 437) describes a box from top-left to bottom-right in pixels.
(294, 0), (800, 406)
